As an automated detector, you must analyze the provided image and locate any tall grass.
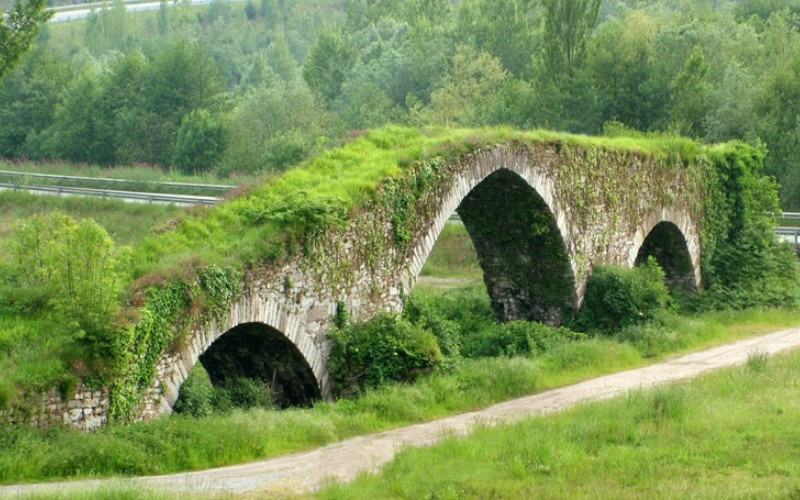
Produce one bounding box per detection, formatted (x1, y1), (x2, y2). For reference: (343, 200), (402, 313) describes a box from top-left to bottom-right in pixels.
(318, 350), (800, 498)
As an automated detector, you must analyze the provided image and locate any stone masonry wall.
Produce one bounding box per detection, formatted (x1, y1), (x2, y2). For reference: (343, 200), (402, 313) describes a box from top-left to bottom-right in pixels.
(0, 383), (109, 431)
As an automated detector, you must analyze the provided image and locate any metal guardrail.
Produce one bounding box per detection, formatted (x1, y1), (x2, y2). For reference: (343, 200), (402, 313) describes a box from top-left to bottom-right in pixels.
(0, 170), (233, 191)
(0, 183), (219, 205)
(781, 212), (800, 220)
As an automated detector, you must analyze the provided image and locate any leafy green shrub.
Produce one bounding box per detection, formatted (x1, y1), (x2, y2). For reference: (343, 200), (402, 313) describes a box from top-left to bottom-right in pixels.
(216, 377), (273, 410)
(0, 381), (12, 410)
(462, 321), (584, 358)
(1, 211), (127, 362)
(173, 363), (215, 418)
(403, 293), (462, 361)
(575, 259), (671, 333)
(4, 211), (125, 325)
(329, 313), (443, 397)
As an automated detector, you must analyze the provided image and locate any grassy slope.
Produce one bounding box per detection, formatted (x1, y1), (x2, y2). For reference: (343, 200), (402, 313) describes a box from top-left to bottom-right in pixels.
(318, 349), (800, 499)
(1, 305), (798, 484)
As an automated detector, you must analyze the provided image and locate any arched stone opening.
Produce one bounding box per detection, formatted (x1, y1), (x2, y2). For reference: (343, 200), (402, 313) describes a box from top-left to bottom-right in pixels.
(455, 168), (577, 325)
(199, 322), (321, 408)
(635, 221), (696, 291)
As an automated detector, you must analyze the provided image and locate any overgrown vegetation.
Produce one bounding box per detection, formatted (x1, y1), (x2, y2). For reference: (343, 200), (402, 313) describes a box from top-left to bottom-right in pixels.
(1, 298), (798, 483)
(317, 349), (800, 498)
(575, 258), (672, 332)
(0, 123), (796, 422)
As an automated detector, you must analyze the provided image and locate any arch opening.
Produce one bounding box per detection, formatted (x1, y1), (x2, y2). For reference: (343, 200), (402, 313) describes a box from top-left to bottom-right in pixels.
(198, 322), (321, 408)
(635, 221), (696, 291)
(451, 168), (576, 325)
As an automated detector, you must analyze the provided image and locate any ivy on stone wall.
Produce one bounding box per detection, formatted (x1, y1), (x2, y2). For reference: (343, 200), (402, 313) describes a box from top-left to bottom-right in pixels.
(108, 265), (242, 421)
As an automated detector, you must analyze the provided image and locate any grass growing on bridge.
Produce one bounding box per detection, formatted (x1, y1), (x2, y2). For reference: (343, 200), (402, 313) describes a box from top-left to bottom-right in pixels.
(0, 302), (798, 484)
(317, 349), (800, 499)
(127, 125), (700, 279)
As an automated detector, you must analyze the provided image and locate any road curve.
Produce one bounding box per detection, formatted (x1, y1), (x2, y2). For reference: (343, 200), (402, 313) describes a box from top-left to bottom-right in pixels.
(2, 326), (800, 497)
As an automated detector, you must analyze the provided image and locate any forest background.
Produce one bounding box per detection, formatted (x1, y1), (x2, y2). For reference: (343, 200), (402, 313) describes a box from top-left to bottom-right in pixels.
(2, 0), (800, 208)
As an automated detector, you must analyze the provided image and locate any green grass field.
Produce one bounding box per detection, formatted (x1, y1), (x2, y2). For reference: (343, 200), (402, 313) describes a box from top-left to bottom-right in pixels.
(318, 349), (800, 498)
(1, 304), (798, 484)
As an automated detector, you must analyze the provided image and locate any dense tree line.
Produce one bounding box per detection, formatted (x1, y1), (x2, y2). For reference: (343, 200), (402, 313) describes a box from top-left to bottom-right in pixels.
(3, 0), (800, 207)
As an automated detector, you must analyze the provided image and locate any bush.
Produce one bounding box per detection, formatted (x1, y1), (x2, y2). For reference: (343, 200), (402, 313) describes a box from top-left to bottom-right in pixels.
(216, 377), (273, 410)
(575, 259), (671, 333)
(402, 293), (462, 361)
(173, 363), (215, 418)
(329, 314), (443, 397)
(462, 321), (584, 358)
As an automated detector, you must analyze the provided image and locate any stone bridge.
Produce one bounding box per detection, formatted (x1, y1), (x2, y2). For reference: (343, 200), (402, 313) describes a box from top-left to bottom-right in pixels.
(136, 142), (703, 420)
(0, 138), (706, 429)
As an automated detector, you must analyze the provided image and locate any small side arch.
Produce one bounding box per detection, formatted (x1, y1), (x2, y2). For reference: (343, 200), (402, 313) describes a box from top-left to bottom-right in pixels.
(154, 293), (329, 416)
(629, 211), (701, 291)
(200, 322), (321, 407)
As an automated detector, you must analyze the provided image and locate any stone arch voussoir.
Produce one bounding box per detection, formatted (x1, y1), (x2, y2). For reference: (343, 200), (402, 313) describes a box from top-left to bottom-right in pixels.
(147, 290), (330, 419)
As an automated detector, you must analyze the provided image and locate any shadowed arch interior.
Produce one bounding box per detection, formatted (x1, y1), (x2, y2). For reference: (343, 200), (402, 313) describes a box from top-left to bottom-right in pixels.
(199, 322), (321, 408)
(635, 221), (696, 291)
(454, 168), (576, 325)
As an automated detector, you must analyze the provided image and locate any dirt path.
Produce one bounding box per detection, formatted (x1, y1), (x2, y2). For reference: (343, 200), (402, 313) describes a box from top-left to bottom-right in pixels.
(3, 326), (800, 498)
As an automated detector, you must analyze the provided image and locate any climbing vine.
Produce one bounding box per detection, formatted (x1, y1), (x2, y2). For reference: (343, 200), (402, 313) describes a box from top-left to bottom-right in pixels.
(109, 265), (242, 421)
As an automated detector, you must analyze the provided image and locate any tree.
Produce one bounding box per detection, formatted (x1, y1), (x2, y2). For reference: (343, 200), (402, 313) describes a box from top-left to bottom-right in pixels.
(669, 46), (709, 137)
(0, 0), (51, 80)
(454, 0), (538, 78)
(541, 0), (601, 78)
(426, 45), (508, 126)
(303, 30), (356, 105)
(6, 211), (124, 334)
(172, 109), (225, 173)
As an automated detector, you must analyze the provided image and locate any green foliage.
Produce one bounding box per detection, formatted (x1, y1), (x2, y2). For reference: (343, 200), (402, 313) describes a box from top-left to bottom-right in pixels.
(0, 0), (51, 80)
(329, 313), (443, 397)
(215, 376), (273, 410)
(542, 0), (601, 78)
(3, 212), (125, 355)
(302, 29), (356, 105)
(172, 109), (225, 174)
(172, 362), (215, 417)
(575, 259), (671, 333)
(695, 142), (800, 310)
(461, 321), (585, 359)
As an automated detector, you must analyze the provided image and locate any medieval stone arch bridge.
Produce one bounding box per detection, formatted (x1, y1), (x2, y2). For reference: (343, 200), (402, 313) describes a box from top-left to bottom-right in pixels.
(135, 141), (703, 421)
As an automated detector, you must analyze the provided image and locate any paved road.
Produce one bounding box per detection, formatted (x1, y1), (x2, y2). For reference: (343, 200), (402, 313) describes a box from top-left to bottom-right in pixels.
(2, 327), (800, 497)
(50, 0), (246, 23)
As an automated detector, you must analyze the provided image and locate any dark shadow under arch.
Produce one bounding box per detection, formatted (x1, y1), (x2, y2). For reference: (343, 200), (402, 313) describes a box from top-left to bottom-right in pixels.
(455, 168), (577, 325)
(199, 322), (321, 408)
(635, 221), (696, 291)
